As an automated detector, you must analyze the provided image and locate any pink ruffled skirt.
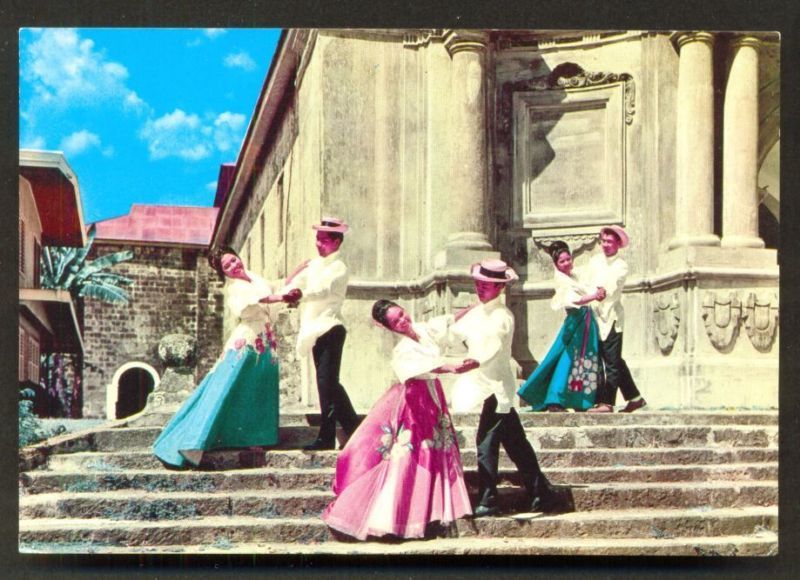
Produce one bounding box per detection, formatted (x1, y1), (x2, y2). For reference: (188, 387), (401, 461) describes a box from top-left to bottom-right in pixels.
(322, 378), (472, 540)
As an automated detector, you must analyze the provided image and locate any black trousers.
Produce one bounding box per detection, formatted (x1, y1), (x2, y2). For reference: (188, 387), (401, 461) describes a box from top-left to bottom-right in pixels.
(595, 323), (641, 406)
(476, 395), (549, 507)
(312, 325), (359, 445)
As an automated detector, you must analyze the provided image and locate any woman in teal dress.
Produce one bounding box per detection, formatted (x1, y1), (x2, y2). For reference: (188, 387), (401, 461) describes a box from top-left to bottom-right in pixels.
(153, 247), (298, 468)
(517, 241), (607, 412)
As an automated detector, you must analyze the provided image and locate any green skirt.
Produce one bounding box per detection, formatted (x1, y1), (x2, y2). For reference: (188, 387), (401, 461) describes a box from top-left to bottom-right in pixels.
(153, 346), (279, 467)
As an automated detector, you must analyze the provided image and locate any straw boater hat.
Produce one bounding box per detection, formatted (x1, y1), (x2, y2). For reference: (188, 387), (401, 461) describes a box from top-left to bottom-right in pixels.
(600, 225), (629, 248)
(470, 259), (519, 284)
(312, 216), (349, 234)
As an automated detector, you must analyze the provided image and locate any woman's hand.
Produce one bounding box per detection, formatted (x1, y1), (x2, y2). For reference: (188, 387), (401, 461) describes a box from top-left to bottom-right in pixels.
(433, 359), (479, 374)
(454, 358), (480, 374)
(432, 364), (459, 374)
(260, 294), (285, 304)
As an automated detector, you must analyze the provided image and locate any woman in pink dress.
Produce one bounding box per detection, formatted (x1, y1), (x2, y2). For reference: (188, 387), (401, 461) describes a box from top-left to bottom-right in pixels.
(322, 300), (475, 540)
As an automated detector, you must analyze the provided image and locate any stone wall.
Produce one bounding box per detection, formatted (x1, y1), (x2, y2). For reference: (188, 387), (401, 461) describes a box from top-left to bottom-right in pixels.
(82, 244), (224, 418)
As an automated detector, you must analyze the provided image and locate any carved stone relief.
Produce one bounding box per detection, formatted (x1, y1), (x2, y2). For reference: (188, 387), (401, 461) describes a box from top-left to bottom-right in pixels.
(743, 292), (779, 352)
(532, 233), (599, 259)
(653, 292), (681, 354)
(500, 65), (636, 135)
(701, 292), (742, 352)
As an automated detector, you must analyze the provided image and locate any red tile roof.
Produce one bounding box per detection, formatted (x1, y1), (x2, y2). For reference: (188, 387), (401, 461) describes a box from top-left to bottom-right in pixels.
(93, 204), (219, 246)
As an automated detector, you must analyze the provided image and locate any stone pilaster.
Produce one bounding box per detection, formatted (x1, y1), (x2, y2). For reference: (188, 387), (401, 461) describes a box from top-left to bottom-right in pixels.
(437, 29), (498, 267)
(669, 32), (720, 249)
(721, 36), (764, 249)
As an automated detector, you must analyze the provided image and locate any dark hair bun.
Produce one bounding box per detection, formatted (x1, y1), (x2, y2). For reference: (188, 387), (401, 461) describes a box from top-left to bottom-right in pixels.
(372, 299), (399, 329)
(547, 240), (571, 263)
(208, 245), (240, 280)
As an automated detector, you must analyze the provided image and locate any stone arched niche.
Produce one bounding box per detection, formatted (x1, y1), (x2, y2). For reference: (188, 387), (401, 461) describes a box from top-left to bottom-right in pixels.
(758, 140), (779, 249)
(106, 362), (160, 420)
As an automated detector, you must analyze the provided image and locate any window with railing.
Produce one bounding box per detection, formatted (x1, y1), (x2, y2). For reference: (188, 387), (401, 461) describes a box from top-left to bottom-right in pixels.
(27, 335), (40, 384)
(18, 328), (26, 382)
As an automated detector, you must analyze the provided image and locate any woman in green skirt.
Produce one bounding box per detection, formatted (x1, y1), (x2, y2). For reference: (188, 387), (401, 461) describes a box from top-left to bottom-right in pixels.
(153, 247), (298, 468)
(517, 241), (607, 412)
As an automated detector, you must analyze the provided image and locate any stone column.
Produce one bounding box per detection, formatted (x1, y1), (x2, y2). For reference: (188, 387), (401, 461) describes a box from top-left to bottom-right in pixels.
(669, 32), (720, 249)
(721, 36), (765, 248)
(438, 29), (497, 266)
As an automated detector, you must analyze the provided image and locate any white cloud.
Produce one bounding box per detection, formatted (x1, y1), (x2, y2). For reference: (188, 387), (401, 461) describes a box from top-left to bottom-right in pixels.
(213, 112), (246, 152)
(139, 108), (247, 162)
(139, 109), (211, 161)
(21, 135), (46, 149)
(207, 180), (218, 191)
(188, 28), (227, 47)
(102, 145), (115, 158)
(22, 29), (147, 112)
(59, 130), (101, 156)
(124, 91), (147, 113)
(224, 51), (256, 71)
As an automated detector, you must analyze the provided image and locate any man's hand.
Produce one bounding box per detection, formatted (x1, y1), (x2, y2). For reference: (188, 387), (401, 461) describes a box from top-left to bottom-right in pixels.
(283, 288), (303, 306)
(595, 287), (607, 301)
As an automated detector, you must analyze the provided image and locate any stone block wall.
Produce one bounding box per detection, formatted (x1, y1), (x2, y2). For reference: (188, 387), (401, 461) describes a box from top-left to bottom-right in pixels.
(82, 244), (224, 418)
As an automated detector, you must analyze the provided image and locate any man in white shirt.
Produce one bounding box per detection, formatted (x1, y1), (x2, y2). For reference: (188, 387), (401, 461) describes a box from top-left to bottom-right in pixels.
(585, 225), (647, 413)
(285, 217), (360, 450)
(450, 259), (572, 517)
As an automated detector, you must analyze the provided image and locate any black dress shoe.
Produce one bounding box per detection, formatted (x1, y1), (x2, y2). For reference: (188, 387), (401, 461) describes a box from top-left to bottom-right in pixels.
(530, 487), (575, 514)
(473, 504), (500, 518)
(303, 440), (335, 451)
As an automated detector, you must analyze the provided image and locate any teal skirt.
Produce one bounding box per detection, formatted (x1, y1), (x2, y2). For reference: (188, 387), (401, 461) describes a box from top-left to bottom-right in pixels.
(517, 307), (601, 412)
(153, 346), (280, 467)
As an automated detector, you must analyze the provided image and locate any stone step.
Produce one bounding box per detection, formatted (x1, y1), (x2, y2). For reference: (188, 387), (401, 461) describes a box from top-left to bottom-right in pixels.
(20, 463), (778, 497)
(17, 507), (778, 550)
(130, 410), (779, 429)
(19, 480), (778, 517)
(88, 424), (778, 452)
(45, 446), (780, 472)
(19, 533), (778, 556)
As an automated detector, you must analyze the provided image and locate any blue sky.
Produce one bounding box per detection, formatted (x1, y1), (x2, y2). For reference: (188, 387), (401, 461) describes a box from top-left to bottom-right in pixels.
(19, 28), (281, 223)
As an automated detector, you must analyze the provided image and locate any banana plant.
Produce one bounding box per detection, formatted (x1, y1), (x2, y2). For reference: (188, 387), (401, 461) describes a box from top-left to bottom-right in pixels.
(40, 224), (134, 303)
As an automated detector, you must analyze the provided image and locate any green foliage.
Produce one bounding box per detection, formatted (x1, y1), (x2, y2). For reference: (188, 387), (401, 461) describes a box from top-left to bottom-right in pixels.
(40, 224), (134, 304)
(18, 387), (65, 447)
(19, 388), (43, 447)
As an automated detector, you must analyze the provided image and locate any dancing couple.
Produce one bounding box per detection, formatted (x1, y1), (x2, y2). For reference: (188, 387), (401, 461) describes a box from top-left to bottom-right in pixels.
(517, 225), (647, 414)
(153, 216), (358, 466)
(323, 258), (573, 539)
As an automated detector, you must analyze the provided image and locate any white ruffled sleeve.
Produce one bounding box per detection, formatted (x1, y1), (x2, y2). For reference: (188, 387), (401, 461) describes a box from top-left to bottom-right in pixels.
(390, 338), (444, 384)
(227, 274), (274, 320)
(550, 272), (583, 311)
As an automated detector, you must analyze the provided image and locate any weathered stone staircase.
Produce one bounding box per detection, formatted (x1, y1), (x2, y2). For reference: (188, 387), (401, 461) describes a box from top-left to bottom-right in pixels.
(19, 411), (778, 556)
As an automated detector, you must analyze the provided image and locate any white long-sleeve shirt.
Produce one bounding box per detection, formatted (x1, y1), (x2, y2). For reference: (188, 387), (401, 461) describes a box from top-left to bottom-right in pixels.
(285, 251), (349, 355)
(582, 252), (628, 340)
(223, 271), (278, 351)
(448, 297), (517, 413)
